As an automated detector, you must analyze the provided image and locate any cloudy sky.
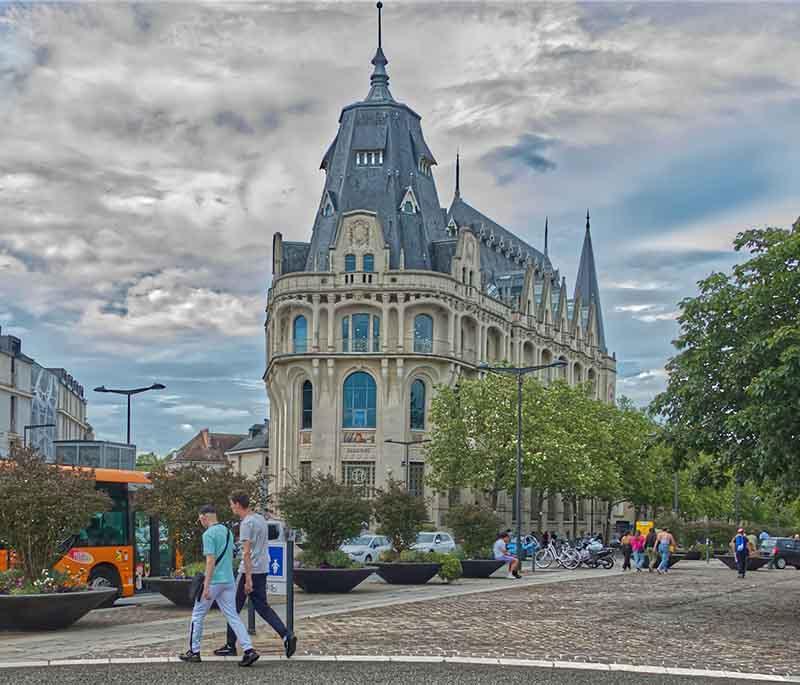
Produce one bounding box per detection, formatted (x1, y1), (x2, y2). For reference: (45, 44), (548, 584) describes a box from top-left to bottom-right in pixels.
(1, 2), (798, 455)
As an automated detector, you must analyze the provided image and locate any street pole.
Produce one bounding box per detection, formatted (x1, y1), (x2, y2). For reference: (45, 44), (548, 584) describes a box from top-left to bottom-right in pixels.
(516, 371), (523, 576)
(405, 442), (410, 491)
(127, 395), (132, 446)
(93, 383), (166, 446)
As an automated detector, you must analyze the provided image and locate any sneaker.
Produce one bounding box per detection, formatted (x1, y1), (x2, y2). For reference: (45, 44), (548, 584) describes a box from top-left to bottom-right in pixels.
(513, 570), (522, 579)
(179, 650), (201, 663)
(213, 645), (237, 657)
(284, 632), (297, 659)
(507, 573), (517, 579)
(239, 649), (260, 667)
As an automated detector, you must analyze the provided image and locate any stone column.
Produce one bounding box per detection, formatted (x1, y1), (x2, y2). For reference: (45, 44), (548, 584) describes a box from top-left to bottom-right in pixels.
(397, 304), (405, 352)
(449, 310), (457, 356)
(311, 295), (320, 351)
(327, 301), (335, 352)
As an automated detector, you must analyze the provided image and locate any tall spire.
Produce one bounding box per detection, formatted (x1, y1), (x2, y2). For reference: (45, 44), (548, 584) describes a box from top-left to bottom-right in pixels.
(366, 2), (394, 102)
(455, 150), (461, 199)
(544, 216), (549, 257)
(574, 210), (606, 351)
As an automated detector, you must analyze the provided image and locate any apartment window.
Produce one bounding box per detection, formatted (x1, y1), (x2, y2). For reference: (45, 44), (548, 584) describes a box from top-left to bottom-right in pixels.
(9, 396), (17, 433)
(300, 461), (312, 483)
(301, 380), (313, 430)
(293, 315), (308, 353)
(345, 254), (356, 273)
(362, 254), (374, 273)
(413, 314), (433, 353)
(343, 372), (377, 428)
(342, 461), (376, 497)
(408, 462), (425, 498)
(409, 379), (425, 431)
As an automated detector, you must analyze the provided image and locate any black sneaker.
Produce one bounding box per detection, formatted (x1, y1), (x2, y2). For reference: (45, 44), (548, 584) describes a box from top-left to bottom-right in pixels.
(213, 645), (237, 657)
(239, 649), (260, 667)
(284, 632), (297, 659)
(179, 650), (201, 663)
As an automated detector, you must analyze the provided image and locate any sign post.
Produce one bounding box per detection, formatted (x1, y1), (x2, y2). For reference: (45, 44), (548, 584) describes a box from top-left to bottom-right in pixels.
(286, 528), (294, 635)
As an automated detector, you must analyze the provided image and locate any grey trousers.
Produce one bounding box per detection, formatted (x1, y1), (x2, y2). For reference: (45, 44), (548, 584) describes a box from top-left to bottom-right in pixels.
(189, 582), (252, 654)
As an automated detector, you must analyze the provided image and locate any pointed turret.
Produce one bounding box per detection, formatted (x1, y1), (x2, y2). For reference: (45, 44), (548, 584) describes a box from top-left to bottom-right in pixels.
(574, 210), (606, 351)
(544, 216), (549, 257)
(366, 2), (394, 102)
(454, 150), (461, 200)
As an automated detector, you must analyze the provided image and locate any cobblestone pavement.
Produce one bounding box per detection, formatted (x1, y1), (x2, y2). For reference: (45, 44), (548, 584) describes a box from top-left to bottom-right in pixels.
(3, 662), (778, 685)
(78, 562), (800, 677)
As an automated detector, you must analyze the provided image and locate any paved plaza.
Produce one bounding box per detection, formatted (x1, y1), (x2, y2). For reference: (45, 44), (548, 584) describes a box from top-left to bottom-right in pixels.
(1, 561), (797, 681)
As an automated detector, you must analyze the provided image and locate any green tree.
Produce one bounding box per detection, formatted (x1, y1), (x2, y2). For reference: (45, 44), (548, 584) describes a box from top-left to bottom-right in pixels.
(372, 479), (429, 556)
(277, 473), (371, 566)
(0, 446), (110, 581)
(653, 218), (800, 492)
(445, 504), (502, 559)
(135, 452), (165, 472)
(136, 463), (256, 564)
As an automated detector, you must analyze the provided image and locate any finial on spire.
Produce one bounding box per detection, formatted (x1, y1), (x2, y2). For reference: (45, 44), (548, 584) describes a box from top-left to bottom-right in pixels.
(366, 2), (393, 102)
(544, 216), (549, 257)
(377, 1), (383, 49)
(455, 149), (461, 199)
(586, 209), (590, 233)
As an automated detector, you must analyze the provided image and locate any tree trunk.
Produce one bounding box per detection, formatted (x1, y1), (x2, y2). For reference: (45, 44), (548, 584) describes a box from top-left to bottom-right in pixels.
(572, 496), (578, 539)
(605, 500), (613, 542)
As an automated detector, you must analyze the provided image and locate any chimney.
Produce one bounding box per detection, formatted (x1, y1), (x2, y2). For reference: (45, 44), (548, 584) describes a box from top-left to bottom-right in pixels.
(201, 428), (210, 448)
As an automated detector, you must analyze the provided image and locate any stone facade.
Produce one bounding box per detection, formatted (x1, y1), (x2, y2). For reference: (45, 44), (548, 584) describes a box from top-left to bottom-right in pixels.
(264, 9), (620, 531)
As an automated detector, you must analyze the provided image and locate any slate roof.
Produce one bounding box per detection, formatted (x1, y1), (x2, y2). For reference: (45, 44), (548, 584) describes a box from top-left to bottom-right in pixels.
(227, 420), (269, 453)
(169, 429), (245, 465)
(574, 213), (607, 351)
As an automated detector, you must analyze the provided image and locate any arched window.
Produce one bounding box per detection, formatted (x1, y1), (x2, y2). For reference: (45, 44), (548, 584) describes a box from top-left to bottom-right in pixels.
(293, 315), (307, 353)
(413, 314), (433, 353)
(301, 381), (313, 430)
(362, 254), (374, 273)
(410, 379), (425, 431)
(343, 372), (376, 428)
(344, 254), (356, 272)
(342, 313), (380, 353)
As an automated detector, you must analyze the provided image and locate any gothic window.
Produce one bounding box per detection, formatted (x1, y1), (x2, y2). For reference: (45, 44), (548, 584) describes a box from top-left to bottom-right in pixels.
(321, 194), (334, 217)
(355, 150), (383, 166)
(301, 380), (313, 430)
(345, 254), (356, 272)
(343, 372), (377, 428)
(399, 187), (419, 214)
(293, 315), (307, 353)
(410, 379), (426, 431)
(363, 253), (374, 273)
(413, 314), (433, 353)
(372, 315), (380, 352)
(342, 316), (349, 352)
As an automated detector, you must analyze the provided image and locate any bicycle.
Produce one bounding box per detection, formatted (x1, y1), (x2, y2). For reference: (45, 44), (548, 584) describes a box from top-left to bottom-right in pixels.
(534, 540), (580, 570)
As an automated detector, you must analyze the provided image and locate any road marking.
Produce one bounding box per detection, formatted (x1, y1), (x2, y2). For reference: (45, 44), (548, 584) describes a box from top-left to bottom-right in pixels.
(0, 655), (796, 680)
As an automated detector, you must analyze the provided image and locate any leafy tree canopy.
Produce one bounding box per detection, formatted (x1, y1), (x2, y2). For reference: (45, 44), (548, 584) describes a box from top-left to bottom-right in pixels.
(372, 479), (429, 556)
(653, 218), (800, 493)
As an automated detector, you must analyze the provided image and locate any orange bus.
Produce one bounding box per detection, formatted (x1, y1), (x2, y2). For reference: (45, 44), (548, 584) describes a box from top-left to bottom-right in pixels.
(1, 467), (173, 603)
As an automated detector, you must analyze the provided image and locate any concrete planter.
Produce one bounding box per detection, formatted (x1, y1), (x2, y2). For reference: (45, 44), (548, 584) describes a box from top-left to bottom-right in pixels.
(460, 559), (506, 578)
(374, 562), (440, 585)
(143, 577), (199, 608)
(293, 567), (376, 593)
(0, 588), (117, 631)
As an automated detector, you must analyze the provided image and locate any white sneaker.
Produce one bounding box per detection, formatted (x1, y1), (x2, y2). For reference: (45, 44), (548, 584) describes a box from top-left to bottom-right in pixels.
(507, 573), (516, 579)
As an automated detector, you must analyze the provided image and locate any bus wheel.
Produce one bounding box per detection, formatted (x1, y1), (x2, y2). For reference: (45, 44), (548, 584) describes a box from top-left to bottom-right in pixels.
(89, 565), (121, 608)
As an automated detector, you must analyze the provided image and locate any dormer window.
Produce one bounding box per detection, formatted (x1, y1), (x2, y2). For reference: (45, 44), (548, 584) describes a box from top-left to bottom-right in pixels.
(418, 157), (432, 176)
(321, 198), (334, 217)
(355, 150), (383, 166)
(399, 187), (420, 214)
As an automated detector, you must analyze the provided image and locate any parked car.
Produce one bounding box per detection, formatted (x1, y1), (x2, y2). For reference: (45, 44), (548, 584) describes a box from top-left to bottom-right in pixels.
(340, 534), (392, 564)
(760, 537), (800, 569)
(410, 531), (456, 554)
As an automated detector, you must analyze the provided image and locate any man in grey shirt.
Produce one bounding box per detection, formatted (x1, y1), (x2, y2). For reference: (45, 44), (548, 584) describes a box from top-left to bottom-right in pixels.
(213, 492), (297, 659)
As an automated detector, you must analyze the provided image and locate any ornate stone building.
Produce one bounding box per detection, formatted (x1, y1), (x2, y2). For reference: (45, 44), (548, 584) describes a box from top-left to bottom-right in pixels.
(265, 12), (618, 530)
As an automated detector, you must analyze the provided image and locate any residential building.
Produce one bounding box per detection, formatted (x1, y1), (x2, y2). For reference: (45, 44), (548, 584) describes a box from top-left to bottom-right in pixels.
(0, 330), (33, 457)
(263, 9), (620, 531)
(225, 420), (269, 478)
(167, 428), (245, 470)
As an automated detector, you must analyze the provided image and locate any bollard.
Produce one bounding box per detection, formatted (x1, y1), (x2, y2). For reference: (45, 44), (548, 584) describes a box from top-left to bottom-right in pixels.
(286, 529), (295, 635)
(247, 594), (256, 635)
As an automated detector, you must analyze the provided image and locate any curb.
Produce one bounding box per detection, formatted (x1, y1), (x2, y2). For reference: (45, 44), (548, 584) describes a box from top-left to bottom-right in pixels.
(0, 655), (796, 681)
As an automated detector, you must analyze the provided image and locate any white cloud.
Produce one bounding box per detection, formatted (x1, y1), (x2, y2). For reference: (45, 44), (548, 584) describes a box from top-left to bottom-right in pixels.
(633, 311), (680, 324)
(162, 404), (252, 422)
(614, 304), (658, 313)
(179, 423), (194, 433)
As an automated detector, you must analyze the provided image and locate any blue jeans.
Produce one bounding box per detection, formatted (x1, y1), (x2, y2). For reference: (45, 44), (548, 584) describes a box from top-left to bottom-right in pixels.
(632, 550), (644, 569)
(657, 544), (670, 572)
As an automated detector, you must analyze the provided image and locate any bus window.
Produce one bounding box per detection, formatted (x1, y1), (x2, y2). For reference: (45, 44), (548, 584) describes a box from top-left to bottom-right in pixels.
(78, 483), (129, 547)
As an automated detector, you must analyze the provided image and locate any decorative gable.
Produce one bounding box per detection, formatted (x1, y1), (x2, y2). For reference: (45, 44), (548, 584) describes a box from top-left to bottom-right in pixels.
(399, 186), (420, 214)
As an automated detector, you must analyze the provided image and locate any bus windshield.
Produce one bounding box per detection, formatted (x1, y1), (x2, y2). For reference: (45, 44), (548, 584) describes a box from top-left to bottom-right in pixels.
(77, 482), (130, 547)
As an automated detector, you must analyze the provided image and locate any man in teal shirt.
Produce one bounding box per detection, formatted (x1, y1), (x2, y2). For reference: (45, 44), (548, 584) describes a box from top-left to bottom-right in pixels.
(180, 505), (260, 666)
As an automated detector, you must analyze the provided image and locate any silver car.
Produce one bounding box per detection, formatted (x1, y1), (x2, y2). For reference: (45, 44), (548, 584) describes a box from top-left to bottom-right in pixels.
(411, 531), (456, 554)
(340, 534), (392, 564)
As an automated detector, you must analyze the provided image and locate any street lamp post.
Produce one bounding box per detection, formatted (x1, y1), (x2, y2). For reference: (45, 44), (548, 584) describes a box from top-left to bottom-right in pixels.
(23, 423), (56, 448)
(384, 438), (431, 491)
(479, 360), (567, 573)
(93, 383), (166, 445)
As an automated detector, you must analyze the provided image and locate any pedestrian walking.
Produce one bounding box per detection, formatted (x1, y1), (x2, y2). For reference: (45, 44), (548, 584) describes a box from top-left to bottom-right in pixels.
(620, 530), (633, 571)
(630, 530), (645, 571)
(644, 527), (658, 572)
(656, 528), (676, 574)
(731, 527), (749, 578)
(180, 505), (260, 666)
(493, 532), (521, 579)
(213, 492), (297, 659)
